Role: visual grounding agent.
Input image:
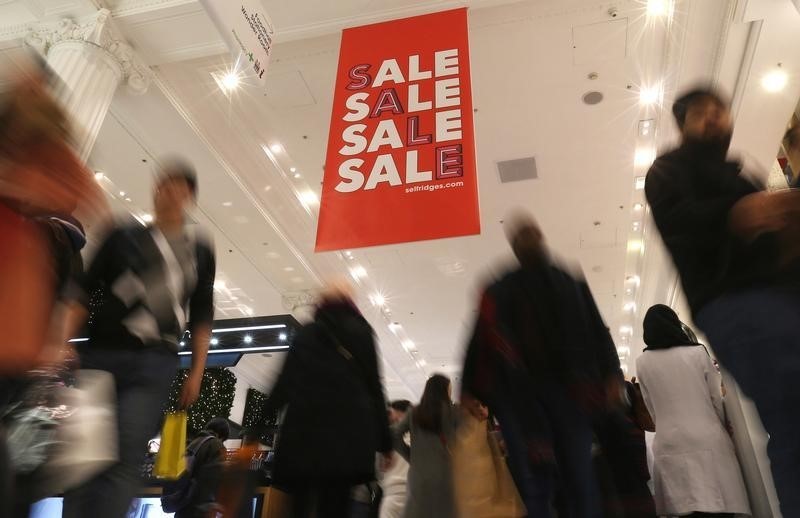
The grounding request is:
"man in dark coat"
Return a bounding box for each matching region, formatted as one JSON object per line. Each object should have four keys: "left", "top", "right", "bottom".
{"left": 462, "top": 213, "right": 623, "bottom": 518}
{"left": 264, "top": 283, "right": 392, "bottom": 518}
{"left": 645, "top": 87, "right": 800, "bottom": 515}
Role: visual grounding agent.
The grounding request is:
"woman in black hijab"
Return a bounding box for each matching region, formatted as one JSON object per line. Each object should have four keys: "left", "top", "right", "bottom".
{"left": 635, "top": 305, "right": 749, "bottom": 518}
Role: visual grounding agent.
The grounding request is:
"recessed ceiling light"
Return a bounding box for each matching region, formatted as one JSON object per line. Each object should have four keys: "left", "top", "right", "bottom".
{"left": 638, "top": 119, "right": 655, "bottom": 137}
{"left": 244, "top": 335, "right": 253, "bottom": 344}
{"left": 210, "top": 337, "right": 219, "bottom": 346}
{"left": 264, "top": 185, "right": 272, "bottom": 192}
{"left": 221, "top": 71, "right": 240, "bottom": 92}
{"left": 119, "top": 191, "right": 126, "bottom": 197}
{"left": 388, "top": 322, "right": 402, "bottom": 332}
{"left": 634, "top": 176, "right": 646, "bottom": 190}
{"left": 179, "top": 341, "right": 185, "bottom": 347}
{"left": 639, "top": 84, "right": 662, "bottom": 105}
{"left": 634, "top": 147, "right": 656, "bottom": 168}
{"left": 94, "top": 172, "right": 104, "bottom": 181}
{"left": 619, "top": 325, "right": 633, "bottom": 335}
{"left": 623, "top": 302, "right": 637, "bottom": 312}
{"left": 628, "top": 240, "right": 645, "bottom": 254}
{"left": 762, "top": 68, "right": 788, "bottom": 93}
{"left": 372, "top": 293, "right": 387, "bottom": 307}
{"left": 647, "top": 0, "right": 671, "bottom": 16}
{"left": 214, "top": 280, "right": 226, "bottom": 290}
{"left": 294, "top": 173, "right": 302, "bottom": 179}
{"left": 278, "top": 333, "right": 287, "bottom": 341}
{"left": 625, "top": 275, "right": 641, "bottom": 285}
{"left": 633, "top": 203, "right": 644, "bottom": 211}
{"left": 125, "top": 197, "right": 132, "bottom": 202}
{"left": 290, "top": 167, "right": 297, "bottom": 173}
{"left": 300, "top": 190, "right": 318, "bottom": 205}
{"left": 142, "top": 213, "right": 154, "bottom": 223}
{"left": 283, "top": 266, "right": 295, "bottom": 272}
{"left": 617, "top": 346, "right": 631, "bottom": 357}
{"left": 222, "top": 201, "right": 233, "bottom": 207}
{"left": 350, "top": 266, "right": 367, "bottom": 280}
{"left": 270, "top": 143, "right": 283, "bottom": 153}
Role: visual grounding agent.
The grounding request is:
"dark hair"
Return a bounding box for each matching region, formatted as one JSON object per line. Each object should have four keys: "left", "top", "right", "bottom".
{"left": 389, "top": 400, "right": 412, "bottom": 413}
{"left": 157, "top": 157, "right": 198, "bottom": 198}
{"left": 205, "top": 417, "right": 230, "bottom": 442}
{"left": 413, "top": 374, "right": 451, "bottom": 434}
{"left": 672, "top": 87, "right": 728, "bottom": 129}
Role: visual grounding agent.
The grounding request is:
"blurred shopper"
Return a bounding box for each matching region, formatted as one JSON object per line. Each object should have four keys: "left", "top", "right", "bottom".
{"left": 646, "top": 87, "right": 800, "bottom": 514}
{"left": 635, "top": 305, "right": 749, "bottom": 517}
{"left": 462, "top": 213, "right": 622, "bottom": 518}
{"left": 0, "top": 57, "right": 105, "bottom": 516}
{"left": 174, "top": 418, "right": 230, "bottom": 518}
{"left": 452, "top": 395, "right": 525, "bottom": 518}
{"left": 380, "top": 400, "right": 411, "bottom": 518}
{"left": 61, "top": 160, "right": 216, "bottom": 518}
{"left": 392, "top": 374, "right": 458, "bottom": 518}
{"left": 264, "top": 281, "right": 392, "bottom": 518}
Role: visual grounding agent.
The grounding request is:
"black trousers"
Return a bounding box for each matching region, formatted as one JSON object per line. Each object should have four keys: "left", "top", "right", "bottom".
{"left": 291, "top": 482, "right": 351, "bottom": 518}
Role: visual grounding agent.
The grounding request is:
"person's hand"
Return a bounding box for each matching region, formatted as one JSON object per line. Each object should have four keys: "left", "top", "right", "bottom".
{"left": 729, "top": 192, "right": 794, "bottom": 241}
{"left": 179, "top": 371, "right": 203, "bottom": 409}
{"left": 380, "top": 452, "right": 395, "bottom": 472}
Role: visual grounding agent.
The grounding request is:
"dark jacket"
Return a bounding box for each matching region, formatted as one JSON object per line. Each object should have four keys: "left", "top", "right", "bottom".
{"left": 265, "top": 301, "right": 391, "bottom": 487}
{"left": 645, "top": 142, "right": 779, "bottom": 314}
{"left": 175, "top": 432, "right": 226, "bottom": 518}
{"left": 462, "top": 262, "right": 621, "bottom": 417}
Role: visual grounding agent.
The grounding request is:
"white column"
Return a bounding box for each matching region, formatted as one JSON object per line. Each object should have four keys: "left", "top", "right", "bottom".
{"left": 25, "top": 9, "right": 151, "bottom": 160}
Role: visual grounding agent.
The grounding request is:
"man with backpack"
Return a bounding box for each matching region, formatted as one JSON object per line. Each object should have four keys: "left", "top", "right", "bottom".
{"left": 171, "top": 418, "right": 230, "bottom": 518}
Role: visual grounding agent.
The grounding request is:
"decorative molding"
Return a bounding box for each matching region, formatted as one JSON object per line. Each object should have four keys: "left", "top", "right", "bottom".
{"left": 281, "top": 291, "right": 317, "bottom": 312}
{"left": 24, "top": 8, "right": 152, "bottom": 94}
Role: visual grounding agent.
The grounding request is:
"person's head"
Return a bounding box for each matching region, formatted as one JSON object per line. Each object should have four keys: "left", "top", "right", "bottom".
{"left": 205, "top": 417, "right": 230, "bottom": 442}
{"left": 504, "top": 211, "right": 546, "bottom": 267}
{"left": 388, "top": 399, "right": 412, "bottom": 425}
{"left": 153, "top": 158, "right": 198, "bottom": 224}
{"left": 414, "top": 374, "right": 452, "bottom": 434}
{"left": 642, "top": 304, "right": 696, "bottom": 349}
{"left": 672, "top": 87, "right": 732, "bottom": 147}
{"left": 318, "top": 277, "right": 355, "bottom": 305}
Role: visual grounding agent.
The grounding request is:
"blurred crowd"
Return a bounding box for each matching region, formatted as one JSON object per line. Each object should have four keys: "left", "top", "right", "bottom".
{"left": 2, "top": 52, "right": 800, "bottom": 518}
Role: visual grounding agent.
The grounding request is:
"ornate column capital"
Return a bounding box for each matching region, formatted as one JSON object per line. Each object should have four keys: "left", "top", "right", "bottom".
{"left": 24, "top": 8, "right": 151, "bottom": 94}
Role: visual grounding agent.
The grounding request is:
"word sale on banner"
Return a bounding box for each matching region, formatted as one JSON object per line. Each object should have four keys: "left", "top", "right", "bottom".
{"left": 316, "top": 8, "right": 480, "bottom": 252}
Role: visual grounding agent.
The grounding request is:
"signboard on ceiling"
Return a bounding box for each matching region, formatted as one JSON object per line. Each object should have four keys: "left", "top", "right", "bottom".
{"left": 200, "top": 0, "right": 275, "bottom": 81}
{"left": 315, "top": 8, "right": 480, "bottom": 252}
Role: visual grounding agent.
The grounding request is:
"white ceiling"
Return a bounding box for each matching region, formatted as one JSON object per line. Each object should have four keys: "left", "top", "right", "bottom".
{"left": 1, "top": 0, "right": 799, "bottom": 399}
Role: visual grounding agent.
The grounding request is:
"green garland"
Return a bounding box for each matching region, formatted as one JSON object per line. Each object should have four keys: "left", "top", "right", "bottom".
{"left": 164, "top": 368, "right": 237, "bottom": 436}
{"left": 242, "top": 388, "right": 279, "bottom": 446}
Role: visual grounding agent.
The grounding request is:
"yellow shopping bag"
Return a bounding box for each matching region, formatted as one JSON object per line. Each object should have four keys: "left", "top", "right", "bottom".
{"left": 153, "top": 411, "right": 188, "bottom": 479}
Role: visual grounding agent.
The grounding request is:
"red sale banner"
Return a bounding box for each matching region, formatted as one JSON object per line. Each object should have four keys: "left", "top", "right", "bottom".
{"left": 315, "top": 8, "right": 480, "bottom": 252}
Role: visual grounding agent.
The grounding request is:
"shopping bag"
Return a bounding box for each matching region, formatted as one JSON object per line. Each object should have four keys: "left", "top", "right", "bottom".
{"left": 34, "top": 369, "right": 118, "bottom": 497}
{"left": 154, "top": 411, "right": 188, "bottom": 479}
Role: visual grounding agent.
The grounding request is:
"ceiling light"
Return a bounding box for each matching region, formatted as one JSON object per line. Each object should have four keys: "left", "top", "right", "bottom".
{"left": 371, "top": 293, "right": 386, "bottom": 307}
{"left": 244, "top": 335, "right": 253, "bottom": 344}
{"left": 214, "top": 280, "right": 226, "bottom": 291}
{"left": 639, "top": 84, "right": 662, "bottom": 105}
{"left": 402, "top": 340, "right": 414, "bottom": 352}
{"left": 300, "top": 190, "right": 319, "bottom": 205}
{"left": 141, "top": 213, "right": 154, "bottom": 223}
{"left": 635, "top": 176, "right": 646, "bottom": 190}
{"left": 638, "top": 119, "right": 655, "bottom": 137}
{"left": 270, "top": 143, "right": 283, "bottom": 153}
{"left": 388, "top": 322, "right": 402, "bottom": 333}
{"left": 283, "top": 266, "right": 295, "bottom": 272}
{"left": 625, "top": 275, "right": 641, "bottom": 285}
{"left": 278, "top": 333, "right": 287, "bottom": 341}
{"left": 628, "top": 240, "right": 644, "bottom": 253}
{"left": 125, "top": 197, "right": 132, "bottom": 202}
{"left": 350, "top": 266, "right": 368, "bottom": 280}
{"left": 94, "top": 172, "right": 105, "bottom": 181}
{"left": 290, "top": 167, "right": 297, "bottom": 173}
{"left": 617, "top": 346, "right": 631, "bottom": 357}
{"left": 623, "top": 302, "right": 637, "bottom": 312}
{"left": 762, "top": 68, "right": 788, "bottom": 93}
{"left": 221, "top": 71, "right": 240, "bottom": 92}
{"left": 179, "top": 341, "right": 185, "bottom": 347}
{"left": 647, "top": 0, "right": 670, "bottom": 16}
{"left": 634, "top": 147, "right": 656, "bottom": 168}
{"left": 264, "top": 185, "right": 272, "bottom": 192}
{"left": 222, "top": 201, "right": 233, "bottom": 207}
{"left": 210, "top": 337, "right": 219, "bottom": 346}
{"left": 620, "top": 325, "right": 633, "bottom": 335}
{"left": 119, "top": 191, "right": 126, "bottom": 197}
{"left": 294, "top": 173, "right": 302, "bottom": 179}
{"left": 633, "top": 221, "right": 642, "bottom": 231}
{"left": 633, "top": 203, "right": 644, "bottom": 211}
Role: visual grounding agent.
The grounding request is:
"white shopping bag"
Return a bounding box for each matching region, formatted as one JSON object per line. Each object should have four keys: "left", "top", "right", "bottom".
{"left": 36, "top": 369, "right": 118, "bottom": 495}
